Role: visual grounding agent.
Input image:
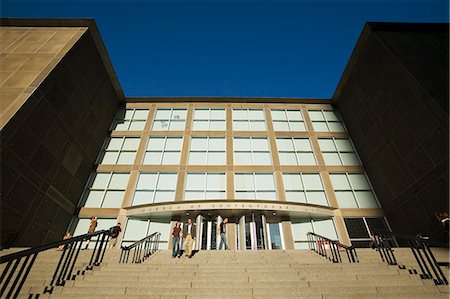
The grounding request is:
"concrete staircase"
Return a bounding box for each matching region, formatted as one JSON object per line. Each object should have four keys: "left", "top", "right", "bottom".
{"left": 2, "top": 247, "right": 449, "bottom": 298}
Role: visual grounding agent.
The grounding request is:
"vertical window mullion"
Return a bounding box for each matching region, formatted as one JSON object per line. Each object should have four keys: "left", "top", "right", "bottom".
{"left": 206, "top": 137, "right": 210, "bottom": 165}
{"left": 252, "top": 173, "right": 257, "bottom": 198}
{"left": 333, "top": 138, "right": 344, "bottom": 165}
{"left": 203, "top": 173, "right": 208, "bottom": 199}
{"left": 300, "top": 173, "right": 308, "bottom": 204}
{"left": 99, "top": 172, "right": 113, "bottom": 207}
{"left": 153, "top": 172, "right": 161, "bottom": 204}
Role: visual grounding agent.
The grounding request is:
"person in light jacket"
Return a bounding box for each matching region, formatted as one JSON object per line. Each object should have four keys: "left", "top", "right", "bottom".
{"left": 183, "top": 218, "right": 196, "bottom": 258}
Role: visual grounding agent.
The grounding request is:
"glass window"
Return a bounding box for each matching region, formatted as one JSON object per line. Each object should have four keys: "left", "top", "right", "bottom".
{"left": 312, "top": 219, "right": 338, "bottom": 239}
{"left": 344, "top": 217, "right": 390, "bottom": 248}
{"left": 291, "top": 218, "right": 338, "bottom": 247}
{"left": 143, "top": 137, "right": 183, "bottom": 165}
{"left": 185, "top": 173, "right": 226, "bottom": 200}
{"left": 282, "top": 173, "right": 329, "bottom": 206}
{"left": 276, "top": 138, "right": 316, "bottom": 165}
{"left": 152, "top": 108, "right": 187, "bottom": 131}
{"left": 111, "top": 109, "right": 148, "bottom": 131}
{"left": 121, "top": 219, "right": 171, "bottom": 250}
{"left": 308, "top": 110, "right": 345, "bottom": 132}
{"left": 319, "top": 138, "right": 360, "bottom": 166}
{"left": 73, "top": 218, "right": 117, "bottom": 247}
{"left": 193, "top": 108, "right": 226, "bottom": 130}
{"left": 234, "top": 137, "right": 271, "bottom": 165}
{"left": 235, "top": 173, "right": 276, "bottom": 200}
{"left": 232, "top": 109, "right": 266, "bottom": 131}
{"left": 84, "top": 172, "right": 130, "bottom": 208}
{"left": 132, "top": 173, "right": 177, "bottom": 206}
{"left": 189, "top": 137, "right": 226, "bottom": 165}
{"left": 330, "top": 173, "right": 379, "bottom": 209}
{"left": 123, "top": 218, "right": 148, "bottom": 242}
{"left": 271, "top": 109, "right": 306, "bottom": 131}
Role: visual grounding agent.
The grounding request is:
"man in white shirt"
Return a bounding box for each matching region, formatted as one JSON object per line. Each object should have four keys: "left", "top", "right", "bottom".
{"left": 182, "top": 218, "right": 196, "bottom": 258}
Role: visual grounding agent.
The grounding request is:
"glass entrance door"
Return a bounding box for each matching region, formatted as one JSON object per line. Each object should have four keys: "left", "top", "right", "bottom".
{"left": 240, "top": 214, "right": 276, "bottom": 250}
{"left": 237, "top": 214, "right": 284, "bottom": 250}
{"left": 198, "top": 215, "right": 219, "bottom": 250}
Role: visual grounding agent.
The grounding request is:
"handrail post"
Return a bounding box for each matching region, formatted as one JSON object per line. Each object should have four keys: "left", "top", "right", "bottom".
{"left": 423, "top": 241, "right": 448, "bottom": 285}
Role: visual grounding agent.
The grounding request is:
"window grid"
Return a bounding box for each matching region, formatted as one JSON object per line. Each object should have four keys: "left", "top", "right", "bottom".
{"left": 133, "top": 172, "right": 178, "bottom": 206}
{"left": 185, "top": 172, "right": 226, "bottom": 200}
{"left": 271, "top": 109, "right": 306, "bottom": 131}
{"left": 189, "top": 137, "right": 226, "bottom": 165}
{"left": 308, "top": 110, "right": 345, "bottom": 132}
{"left": 152, "top": 108, "right": 187, "bottom": 131}
{"left": 193, "top": 108, "right": 226, "bottom": 130}
{"left": 111, "top": 109, "right": 149, "bottom": 131}
{"left": 234, "top": 137, "right": 271, "bottom": 165}
{"left": 282, "top": 173, "right": 329, "bottom": 206}
{"left": 84, "top": 172, "right": 130, "bottom": 208}
{"left": 276, "top": 138, "right": 316, "bottom": 165}
{"left": 235, "top": 173, "right": 277, "bottom": 200}
{"left": 98, "top": 137, "right": 140, "bottom": 165}
{"left": 330, "top": 173, "right": 380, "bottom": 209}
{"left": 232, "top": 109, "right": 266, "bottom": 131}
{"left": 144, "top": 136, "right": 183, "bottom": 165}
{"left": 318, "top": 138, "right": 360, "bottom": 166}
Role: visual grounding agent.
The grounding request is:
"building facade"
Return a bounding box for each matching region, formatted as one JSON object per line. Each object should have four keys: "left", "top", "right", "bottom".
{"left": 0, "top": 19, "right": 447, "bottom": 249}
{"left": 71, "top": 98, "right": 389, "bottom": 250}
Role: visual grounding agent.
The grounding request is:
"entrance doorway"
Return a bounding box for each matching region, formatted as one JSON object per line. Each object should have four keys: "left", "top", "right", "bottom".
{"left": 238, "top": 213, "right": 284, "bottom": 250}
{"left": 196, "top": 215, "right": 220, "bottom": 250}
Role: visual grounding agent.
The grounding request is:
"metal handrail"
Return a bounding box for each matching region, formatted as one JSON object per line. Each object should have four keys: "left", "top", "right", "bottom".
{"left": 372, "top": 231, "right": 448, "bottom": 286}
{"left": 119, "top": 232, "right": 161, "bottom": 263}
{"left": 0, "top": 229, "right": 110, "bottom": 298}
{"left": 307, "top": 232, "right": 359, "bottom": 263}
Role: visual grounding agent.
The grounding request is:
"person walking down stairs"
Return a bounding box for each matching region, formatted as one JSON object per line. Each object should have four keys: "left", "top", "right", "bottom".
{"left": 171, "top": 222, "right": 182, "bottom": 258}
{"left": 83, "top": 216, "right": 98, "bottom": 250}
{"left": 183, "top": 218, "right": 196, "bottom": 258}
{"left": 108, "top": 223, "right": 122, "bottom": 249}
{"left": 218, "top": 218, "right": 229, "bottom": 250}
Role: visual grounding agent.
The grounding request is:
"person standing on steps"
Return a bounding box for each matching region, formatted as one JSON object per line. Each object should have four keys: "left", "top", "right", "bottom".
{"left": 183, "top": 218, "right": 196, "bottom": 258}
{"left": 83, "top": 216, "right": 97, "bottom": 250}
{"left": 108, "top": 223, "right": 122, "bottom": 249}
{"left": 171, "top": 222, "right": 182, "bottom": 258}
{"left": 218, "top": 217, "right": 229, "bottom": 250}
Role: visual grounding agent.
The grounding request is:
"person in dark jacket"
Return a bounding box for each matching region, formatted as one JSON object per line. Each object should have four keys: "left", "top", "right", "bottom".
{"left": 218, "top": 218, "right": 229, "bottom": 250}
{"left": 108, "top": 223, "right": 122, "bottom": 249}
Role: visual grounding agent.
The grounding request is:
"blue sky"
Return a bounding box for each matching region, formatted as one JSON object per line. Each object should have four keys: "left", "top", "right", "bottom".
{"left": 2, "top": 1, "right": 448, "bottom": 98}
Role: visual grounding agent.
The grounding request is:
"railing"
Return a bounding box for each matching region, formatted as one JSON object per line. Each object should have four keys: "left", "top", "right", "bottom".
{"left": 372, "top": 231, "right": 448, "bottom": 286}
{"left": 307, "top": 232, "right": 359, "bottom": 263}
{"left": 0, "top": 230, "right": 110, "bottom": 298}
{"left": 0, "top": 231, "right": 20, "bottom": 251}
{"left": 119, "top": 232, "right": 161, "bottom": 263}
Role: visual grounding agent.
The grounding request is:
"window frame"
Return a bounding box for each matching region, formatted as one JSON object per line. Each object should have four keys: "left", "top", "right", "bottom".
{"left": 110, "top": 109, "right": 149, "bottom": 131}
{"left": 270, "top": 109, "right": 306, "bottom": 132}
{"left": 233, "top": 137, "right": 271, "bottom": 165}
{"left": 185, "top": 172, "right": 226, "bottom": 200}
{"left": 319, "top": 137, "right": 360, "bottom": 166}
{"left": 276, "top": 137, "right": 316, "bottom": 165}
{"left": 192, "top": 108, "right": 226, "bottom": 131}
{"left": 152, "top": 108, "right": 187, "bottom": 131}
{"left": 144, "top": 136, "right": 183, "bottom": 165}
{"left": 308, "top": 110, "right": 345, "bottom": 132}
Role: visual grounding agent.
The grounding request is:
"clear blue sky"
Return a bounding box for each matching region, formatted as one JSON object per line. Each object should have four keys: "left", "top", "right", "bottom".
{"left": 2, "top": 1, "right": 448, "bottom": 98}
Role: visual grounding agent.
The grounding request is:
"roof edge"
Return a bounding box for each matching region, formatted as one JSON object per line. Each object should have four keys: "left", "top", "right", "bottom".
{"left": 332, "top": 21, "right": 449, "bottom": 105}
{"left": 0, "top": 18, "right": 125, "bottom": 102}
{"left": 126, "top": 96, "right": 332, "bottom": 104}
